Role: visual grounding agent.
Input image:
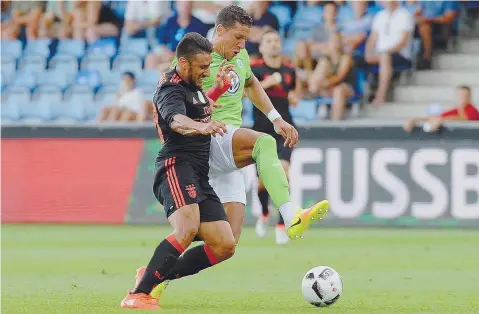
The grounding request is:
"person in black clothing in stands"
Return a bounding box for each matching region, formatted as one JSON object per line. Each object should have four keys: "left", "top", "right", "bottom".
{"left": 250, "top": 30, "right": 301, "bottom": 245}
{"left": 120, "top": 32, "right": 236, "bottom": 310}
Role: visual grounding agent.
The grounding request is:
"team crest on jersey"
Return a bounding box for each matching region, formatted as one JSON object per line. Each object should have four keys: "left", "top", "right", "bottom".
{"left": 228, "top": 71, "right": 240, "bottom": 94}
{"left": 185, "top": 184, "right": 197, "bottom": 199}
{"left": 236, "top": 59, "right": 244, "bottom": 68}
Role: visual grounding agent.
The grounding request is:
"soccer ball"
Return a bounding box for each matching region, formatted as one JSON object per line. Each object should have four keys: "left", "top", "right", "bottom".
{"left": 301, "top": 266, "right": 343, "bottom": 307}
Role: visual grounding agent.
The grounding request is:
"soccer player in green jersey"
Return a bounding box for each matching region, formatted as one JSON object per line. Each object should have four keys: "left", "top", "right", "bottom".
{"left": 133, "top": 5, "right": 329, "bottom": 303}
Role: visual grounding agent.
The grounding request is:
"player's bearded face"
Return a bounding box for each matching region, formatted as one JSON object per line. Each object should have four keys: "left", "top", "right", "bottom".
{"left": 217, "top": 23, "right": 250, "bottom": 60}
{"left": 187, "top": 53, "right": 212, "bottom": 88}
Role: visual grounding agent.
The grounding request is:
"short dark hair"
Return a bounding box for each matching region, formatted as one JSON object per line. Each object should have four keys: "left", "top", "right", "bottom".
{"left": 176, "top": 32, "right": 213, "bottom": 61}
{"left": 260, "top": 29, "right": 280, "bottom": 43}
{"left": 122, "top": 71, "right": 135, "bottom": 81}
{"left": 458, "top": 85, "right": 471, "bottom": 93}
{"left": 216, "top": 4, "right": 253, "bottom": 29}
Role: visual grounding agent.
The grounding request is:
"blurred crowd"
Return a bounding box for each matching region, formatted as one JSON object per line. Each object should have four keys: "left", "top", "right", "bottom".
{"left": 1, "top": 0, "right": 478, "bottom": 125}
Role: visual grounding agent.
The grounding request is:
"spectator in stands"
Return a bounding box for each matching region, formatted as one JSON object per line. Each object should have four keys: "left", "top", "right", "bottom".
{"left": 98, "top": 72, "right": 150, "bottom": 122}
{"left": 415, "top": 1, "right": 459, "bottom": 70}
{"left": 145, "top": 1, "right": 208, "bottom": 71}
{"left": 124, "top": 0, "right": 171, "bottom": 38}
{"left": 11, "top": 1, "right": 46, "bottom": 39}
{"left": 309, "top": 32, "right": 355, "bottom": 120}
{"left": 72, "top": 1, "right": 123, "bottom": 44}
{"left": 38, "top": 0, "right": 74, "bottom": 39}
{"left": 404, "top": 86, "right": 479, "bottom": 132}
{"left": 193, "top": 1, "right": 232, "bottom": 30}
{"left": 365, "top": 0, "right": 414, "bottom": 106}
{"left": 246, "top": 1, "right": 279, "bottom": 58}
{"left": 293, "top": 1, "right": 338, "bottom": 84}
{"left": 340, "top": 1, "right": 373, "bottom": 56}
{"left": 1, "top": 0, "right": 19, "bottom": 40}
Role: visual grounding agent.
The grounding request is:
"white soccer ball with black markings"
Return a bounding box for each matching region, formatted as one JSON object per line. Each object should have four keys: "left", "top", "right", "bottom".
{"left": 301, "top": 266, "right": 343, "bottom": 307}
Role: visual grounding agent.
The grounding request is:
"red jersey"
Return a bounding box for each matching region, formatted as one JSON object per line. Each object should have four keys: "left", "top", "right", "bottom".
{"left": 440, "top": 103, "right": 479, "bottom": 121}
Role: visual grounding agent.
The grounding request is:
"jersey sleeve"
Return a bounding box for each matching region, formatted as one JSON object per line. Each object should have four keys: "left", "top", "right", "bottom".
{"left": 153, "top": 85, "right": 187, "bottom": 126}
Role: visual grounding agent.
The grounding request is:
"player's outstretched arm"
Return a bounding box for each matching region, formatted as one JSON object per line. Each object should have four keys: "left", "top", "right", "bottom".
{"left": 171, "top": 115, "right": 227, "bottom": 136}
{"left": 244, "top": 75, "right": 299, "bottom": 148}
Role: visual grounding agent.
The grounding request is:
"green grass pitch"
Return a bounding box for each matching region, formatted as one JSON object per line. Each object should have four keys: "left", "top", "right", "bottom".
{"left": 2, "top": 225, "right": 478, "bottom": 314}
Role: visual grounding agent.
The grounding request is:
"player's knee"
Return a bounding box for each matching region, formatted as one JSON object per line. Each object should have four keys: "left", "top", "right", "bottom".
{"left": 258, "top": 134, "right": 276, "bottom": 149}
{"left": 174, "top": 224, "right": 199, "bottom": 244}
{"left": 218, "top": 240, "right": 236, "bottom": 261}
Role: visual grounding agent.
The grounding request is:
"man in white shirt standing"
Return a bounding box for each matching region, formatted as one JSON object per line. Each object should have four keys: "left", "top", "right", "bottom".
{"left": 365, "top": 1, "right": 414, "bottom": 106}
{"left": 124, "top": 0, "right": 171, "bottom": 38}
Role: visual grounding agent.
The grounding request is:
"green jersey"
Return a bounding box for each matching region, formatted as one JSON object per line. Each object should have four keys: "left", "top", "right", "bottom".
{"left": 171, "top": 49, "right": 252, "bottom": 127}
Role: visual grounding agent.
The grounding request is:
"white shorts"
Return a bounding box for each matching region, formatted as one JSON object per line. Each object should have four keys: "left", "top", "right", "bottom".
{"left": 209, "top": 125, "right": 249, "bottom": 205}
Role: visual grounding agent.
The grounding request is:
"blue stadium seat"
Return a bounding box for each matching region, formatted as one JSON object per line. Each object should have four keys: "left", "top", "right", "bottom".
{"left": 87, "top": 38, "right": 117, "bottom": 58}
{"left": 101, "top": 70, "right": 122, "bottom": 87}
{"left": 10, "top": 71, "right": 37, "bottom": 89}
{"left": 55, "top": 97, "right": 88, "bottom": 121}
{"left": 32, "top": 85, "right": 63, "bottom": 104}
{"left": 19, "top": 55, "right": 47, "bottom": 73}
{"left": 76, "top": 70, "right": 102, "bottom": 91}
{"left": 49, "top": 54, "right": 79, "bottom": 76}
{"left": 113, "top": 54, "right": 143, "bottom": 75}
{"left": 1, "top": 40, "right": 23, "bottom": 59}
{"left": 1, "top": 55, "right": 16, "bottom": 81}
{"left": 290, "top": 99, "right": 317, "bottom": 122}
{"left": 36, "top": 70, "right": 73, "bottom": 90}
{"left": 138, "top": 70, "right": 160, "bottom": 86}
{"left": 24, "top": 39, "right": 52, "bottom": 58}
{"left": 1, "top": 98, "right": 21, "bottom": 121}
{"left": 242, "top": 98, "right": 254, "bottom": 120}
{"left": 119, "top": 38, "right": 149, "bottom": 58}
{"left": 96, "top": 85, "right": 117, "bottom": 106}
{"left": 269, "top": 4, "right": 292, "bottom": 35}
{"left": 81, "top": 54, "right": 111, "bottom": 74}
{"left": 65, "top": 85, "right": 94, "bottom": 104}
{"left": 138, "top": 84, "right": 156, "bottom": 98}
{"left": 56, "top": 39, "right": 86, "bottom": 58}
{"left": 20, "top": 99, "right": 54, "bottom": 121}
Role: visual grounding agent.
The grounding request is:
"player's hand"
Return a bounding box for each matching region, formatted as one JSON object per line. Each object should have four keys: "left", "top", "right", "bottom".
{"left": 273, "top": 118, "right": 299, "bottom": 148}
{"left": 214, "top": 59, "right": 235, "bottom": 90}
{"left": 403, "top": 119, "right": 416, "bottom": 133}
{"left": 200, "top": 120, "right": 227, "bottom": 136}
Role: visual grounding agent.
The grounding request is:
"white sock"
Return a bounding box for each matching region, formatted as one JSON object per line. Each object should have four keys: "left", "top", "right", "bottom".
{"left": 278, "top": 202, "right": 296, "bottom": 226}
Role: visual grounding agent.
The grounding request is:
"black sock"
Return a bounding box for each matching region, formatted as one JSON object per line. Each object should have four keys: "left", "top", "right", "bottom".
{"left": 277, "top": 213, "right": 285, "bottom": 226}
{"left": 134, "top": 235, "right": 184, "bottom": 294}
{"left": 258, "top": 189, "right": 270, "bottom": 217}
{"left": 166, "top": 244, "right": 218, "bottom": 280}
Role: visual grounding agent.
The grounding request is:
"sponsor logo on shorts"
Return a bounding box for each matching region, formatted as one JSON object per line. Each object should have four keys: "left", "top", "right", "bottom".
{"left": 185, "top": 184, "right": 197, "bottom": 199}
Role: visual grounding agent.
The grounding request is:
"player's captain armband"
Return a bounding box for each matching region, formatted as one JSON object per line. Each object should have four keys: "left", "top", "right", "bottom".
{"left": 267, "top": 109, "right": 282, "bottom": 122}
{"left": 206, "top": 77, "right": 232, "bottom": 101}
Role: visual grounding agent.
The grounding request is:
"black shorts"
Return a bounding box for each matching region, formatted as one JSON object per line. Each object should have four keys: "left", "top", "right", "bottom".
{"left": 275, "top": 136, "right": 293, "bottom": 162}
{"left": 390, "top": 53, "right": 412, "bottom": 68}
{"left": 153, "top": 157, "right": 227, "bottom": 222}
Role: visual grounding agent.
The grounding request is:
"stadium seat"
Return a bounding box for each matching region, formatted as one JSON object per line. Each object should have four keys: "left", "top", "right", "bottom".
{"left": 56, "top": 39, "right": 86, "bottom": 58}
{"left": 1, "top": 40, "right": 23, "bottom": 59}
{"left": 55, "top": 97, "right": 88, "bottom": 121}
{"left": 76, "top": 70, "right": 102, "bottom": 91}
{"left": 87, "top": 38, "right": 117, "bottom": 58}
{"left": 138, "top": 84, "right": 156, "bottom": 98}
{"left": 242, "top": 98, "right": 254, "bottom": 121}
{"left": 1, "top": 98, "right": 21, "bottom": 121}
{"left": 36, "top": 70, "right": 73, "bottom": 90}
{"left": 81, "top": 54, "right": 111, "bottom": 74}
{"left": 101, "top": 70, "right": 123, "bottom": 87}
{"left": 113, "top": 54, "right": 143, "bottom": 75}
{"left": 269, "top": 4, "right": 292, "bottom": 35}
{"left": 290, "top": 99, "right": 317, "bottom": 122}
{"left": 49, "top": 54, "right": 79, "bottom": 76}
{"left": 24, "top": 39, "right": 52, "bottom": 58}
{"left": 19, "top": 55, "right": 47, "bottom": 73}
{"left": 65, "top": 85, "right": 94, "bottom": 104}
{"left": 1, "top": 55, "right": 16, "bottom": 81}
{"left": 10, "top": 71, "right": 37, "bottom": 90}
{"left": 119, "top": 38, "right": 149, "bottom": 58}
{"left": 32, "top": 85, "right": 63, "bottom": 104}
{"left": 19, "top": 99, "right": 54, "bottom": 122}
{"left": 138, "top": 70, "right": 160, "bottom": 86}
